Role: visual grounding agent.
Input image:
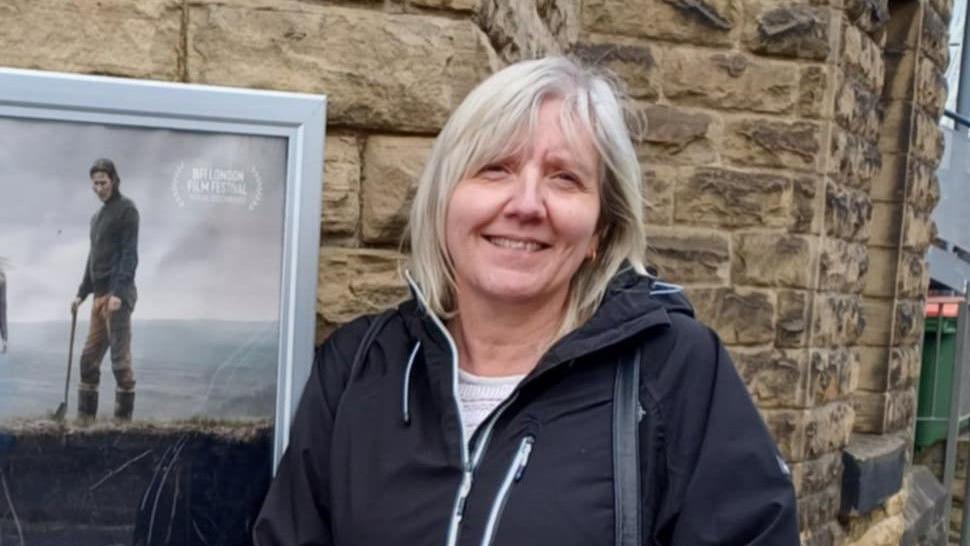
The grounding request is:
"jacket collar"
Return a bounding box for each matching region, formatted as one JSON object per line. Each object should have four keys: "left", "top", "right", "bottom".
{"left": 399, "top": 268, "right": 686, "bottom": 378}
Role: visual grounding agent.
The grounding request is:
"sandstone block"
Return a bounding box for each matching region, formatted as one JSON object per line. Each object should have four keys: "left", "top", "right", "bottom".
{"left": 477, "top": 0, "right": 577, "bottom": 62}
{"left": 798, "top": 64, "right": 832, "bottom": 119}
{"left": 732, "top": 232, "right": 815, "bottom": 288}
{"left": 643, "top": 165, "right": 677, "bottom": 225}
{"left": 317, "top": 247, "right": 408, "bottom": 327}
{"left": 819, "top": 238, "right": 869, "bottom": 292}
{"left": 743, "top": 2, "right": 833, "bottom": 60}
{"left": 799, "top": 485, "right": 842, "bottom": 530}
{"left": 883, "top": 49, "right": 917, "bottom": 102}
{"left": 929, "top": 0, "right": 952, "bottom": 24}
{"left": 644, "top": 227, "right": 729, "bottom": 283}
{"left": 409, "top": 0, "right": 477, "bottom": 10}
{"left": 888, "top": 345, "right": 920, "bottom": 390}
{"left": 844, "top": 513, "right": 904, "bottom": 546}
{"left": 793, "top": 176, "right": 823, "bottom": 234}
{"left": 857, "top": 345, "right": 890, "bottom": 392}
{"left": 360, "top": 136, "right": 434, "bottom": 244}
{"left": 764, "top": 404, "right": 854, "bottom": 462}
{"left": 852, "top": 391, "right": 889, "bottom": 433}
{"left": 867, "top": 201, "right": 901, "bottom": 248}
{"left": 852, "top": 389, "right": 916, "bottom": 434}
{"left": 913, "top": 109, "right": 945, "bottom": 164}
{"left": 322, "top": 135, "right": 361, "bottom": 238}
{"left": 894, "top": 299, "right": 924, "bottom": 345}
{"left": 572, "top": 39, "right": 660, "bottom": 100}
{"left": 841, "top": 19, "right": 885, "bottom": 90}
{"left": 661, "top": 49, "right": 798, "bottom": 113}
{"left": 862, "top": 246, "right": 895, "bottom": 298}
{"left": 777, "top": 290, "right": 810, "bottom": 347}
{"left": 825, "top": 182, "right": 872, "bottom": 242}
{"left": 801, "top": 521, "right": 845, "bottom": 546}
{"left": 917, "top": 55, "right": 948, "bottom": 117}
{"left": 921, "top": 5, "right": 948, "bottom": 68}
{"left": 0, "top": 0, "right": 181, "bottom": 79}
{"left": 809, "top": 348, "right": 858, "bottom": 405}
{"left": 834, "top": 76, "right": 881, "bottom": 139}
{"left": 638, "top": 104, "right": 719, "bottom": 166}
{"left": 581, "top": 0, "right": 740, "bottom": 46}
{"left": 686, "top": 286, "right": 774, "bottom": 344}
{"left": 888, "top": 388, "right": 916, "bottom": 432}
{"left": 187, "top": 3, "right": 496, "bottom": 132}
{"left": 860, "top": 297, "right": 893, "bottom": 347}
{"left": 845, "top": 0, "right": 891, "bottom": 34}
{"left": 829, "top": 130, "right": 881, "bottom": 191}
{"left": 731, "top": 348, "right": 809, "bottom": 408}
{"left": 896, "top": 251, "right": 929, "bottom": 299}
{"left": 869, "top": 152, "right": 905, "bottom": 203}
{"left": 722, "top": 117, "right": 822, "bottom": 172}
{"left": 902, "top": 206, "right": 935, "bottom": 253}
{"left": 812, "top": 292, "right": 865, "bottom": 347}
{"left": 907, "top": 158, "right": 941, "bottom": 213}
{"left": 789, "top": 452, "right": 843, "bottom": 497}
{"left": 879, "top": 101, "right": 914, "bottom": 155}
{"left": 674, "top": 168, "right": 794, "bottom": 228}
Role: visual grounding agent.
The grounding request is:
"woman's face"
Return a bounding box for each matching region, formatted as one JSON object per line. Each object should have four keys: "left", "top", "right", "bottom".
{"left": 445, "top": 98, "right": 601, "bottom": 310}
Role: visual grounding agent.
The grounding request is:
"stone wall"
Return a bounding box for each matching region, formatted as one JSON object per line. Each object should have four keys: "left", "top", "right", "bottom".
{"left": 0, "top": 0, "right": 952, "bottom": 544}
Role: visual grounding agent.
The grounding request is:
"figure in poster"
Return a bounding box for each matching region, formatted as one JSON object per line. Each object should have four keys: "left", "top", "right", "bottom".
{"left": 71, "top": 158, "right": 139, "bottom": 423}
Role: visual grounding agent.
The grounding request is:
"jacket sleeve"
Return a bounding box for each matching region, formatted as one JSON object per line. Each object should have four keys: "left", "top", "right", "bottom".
{"left": 110, "top": 205, "right": 138, "bottom": 299}
{"left": 77, "top": 252, "right": 93, "bottom": 301}
{"left": 654, "top": 324, "right": 799, "bottom": 545}
{"left": 253, "top": 316, "right": 369, "bottom": 546}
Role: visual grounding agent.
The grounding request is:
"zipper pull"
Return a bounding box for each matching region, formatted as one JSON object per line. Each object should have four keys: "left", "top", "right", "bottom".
{"left": 513, "top": 436, "right": 534, "bottom": 482}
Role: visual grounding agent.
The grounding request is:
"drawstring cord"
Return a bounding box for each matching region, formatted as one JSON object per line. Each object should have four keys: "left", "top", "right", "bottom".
{"left": 402, "top": 342, "right": 421, "bottom": 425}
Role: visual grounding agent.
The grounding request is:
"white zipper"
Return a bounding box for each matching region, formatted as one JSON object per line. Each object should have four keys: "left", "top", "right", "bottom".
{"left": 479, "top": 436, "right": 535, "bottom": 546}
{"left": 405, "top": 273, "right": 472, "bottom": 546}
{"left": 404, "top": 271, "right": 527, "bottom": 546}
{"left": 470, "top": 392, "right": 519, "bottom": 468}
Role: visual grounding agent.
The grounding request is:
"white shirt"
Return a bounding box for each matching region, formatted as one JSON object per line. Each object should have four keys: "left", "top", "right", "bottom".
{"left": 457, "top": 368, "right": 525, "bottom": 441}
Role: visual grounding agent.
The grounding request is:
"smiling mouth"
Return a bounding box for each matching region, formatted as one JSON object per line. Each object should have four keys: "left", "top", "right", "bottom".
{"left": 485, "top": 236, "right": 549, "bottom": 252}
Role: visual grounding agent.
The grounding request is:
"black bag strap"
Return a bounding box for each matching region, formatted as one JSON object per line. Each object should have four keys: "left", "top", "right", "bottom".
{"left": 350, "top": 309, "right": 395, "bottom": 375}
{"left": 613, "top": 347, "right": 642, "bottom": 546}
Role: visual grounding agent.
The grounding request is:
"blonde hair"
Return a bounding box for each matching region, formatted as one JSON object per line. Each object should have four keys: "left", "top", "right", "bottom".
{"left": 407, "top": 56, "right": 647, "bottom": 335}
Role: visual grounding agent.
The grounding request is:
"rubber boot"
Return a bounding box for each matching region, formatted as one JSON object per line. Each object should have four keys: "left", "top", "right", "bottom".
{"left": 114, "top": 390, "right": 135, "bottom": 422}
{"left": 77, "top": 388, "right": 98, "bottom": 426}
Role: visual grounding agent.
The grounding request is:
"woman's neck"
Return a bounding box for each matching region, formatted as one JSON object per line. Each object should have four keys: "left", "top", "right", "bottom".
{"left": 448, "top": 291, "right": 566, "bottom": 377}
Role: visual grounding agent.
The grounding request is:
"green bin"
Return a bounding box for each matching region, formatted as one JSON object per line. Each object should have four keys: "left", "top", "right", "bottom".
{"left": 915, "top": 314, "right": 962, "bottom": 451}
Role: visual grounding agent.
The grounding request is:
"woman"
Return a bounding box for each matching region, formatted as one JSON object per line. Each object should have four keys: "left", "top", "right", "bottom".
{"left": 254, "top": 57, "right": 799, "bottom": 545}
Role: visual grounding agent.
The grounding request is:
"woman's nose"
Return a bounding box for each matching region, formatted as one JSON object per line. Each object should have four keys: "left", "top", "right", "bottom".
{"left": 505, "top": 168, "right": 546, "bottom": 220}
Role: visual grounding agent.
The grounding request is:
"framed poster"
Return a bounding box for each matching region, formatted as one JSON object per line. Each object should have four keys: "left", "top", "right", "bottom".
{"left": 0, "top": 68, "right": 325, "bottom": 544}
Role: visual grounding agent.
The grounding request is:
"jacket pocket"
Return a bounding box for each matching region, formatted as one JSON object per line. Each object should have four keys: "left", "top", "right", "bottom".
{"left": 479, "top": 435, "right": 534, "bottom": 546}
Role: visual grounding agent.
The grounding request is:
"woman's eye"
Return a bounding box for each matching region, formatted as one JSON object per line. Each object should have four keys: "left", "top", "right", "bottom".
{"left": 554, "top": 172, "right": 582, "bottom": 186}
{"left": 479, "top": 164, "right": 510, "bottom": 178}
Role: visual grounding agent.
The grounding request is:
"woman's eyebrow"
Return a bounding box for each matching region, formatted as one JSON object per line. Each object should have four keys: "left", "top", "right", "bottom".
{"left": 545, "top": 151, "right": 596, "bottom": 177}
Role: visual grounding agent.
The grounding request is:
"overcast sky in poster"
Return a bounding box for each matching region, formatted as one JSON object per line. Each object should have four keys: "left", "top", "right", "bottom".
{"left": 0, "top": 117, "right": 287, "bottom": 322}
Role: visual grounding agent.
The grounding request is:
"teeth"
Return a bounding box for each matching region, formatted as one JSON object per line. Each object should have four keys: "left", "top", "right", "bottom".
{"left": 489, "top": 236, "right": 543, "bottom": 252}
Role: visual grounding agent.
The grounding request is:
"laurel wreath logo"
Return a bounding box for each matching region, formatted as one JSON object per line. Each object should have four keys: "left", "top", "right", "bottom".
{"left": 170, "top": 162, "right": 262, "bottom": 210}
{"left": 248, "top": 166, "right": 264, "bottom": 211}
{"left": 171, "top": 161, "right": 186, "bottom": 208}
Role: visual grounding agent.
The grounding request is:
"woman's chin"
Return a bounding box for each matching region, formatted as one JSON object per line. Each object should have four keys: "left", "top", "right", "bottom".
{"left": 470, "top": 282, "right": 563, "bottom": 308}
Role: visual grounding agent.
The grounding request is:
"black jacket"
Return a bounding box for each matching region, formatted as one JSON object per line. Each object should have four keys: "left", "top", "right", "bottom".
{"left": 254, "top": 272, "right": 799, "bottom": 545}
{"left": 77, "top": 190, "right": 139, "bottom": 308}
